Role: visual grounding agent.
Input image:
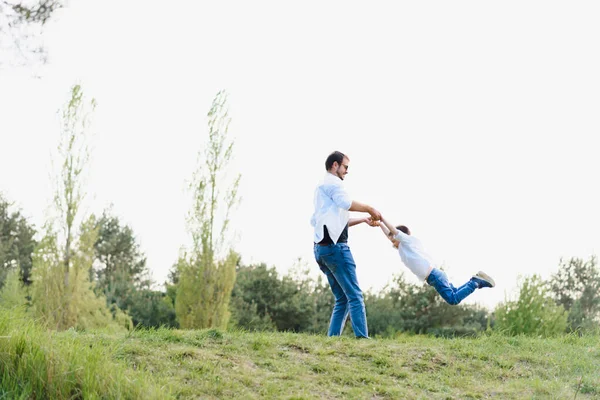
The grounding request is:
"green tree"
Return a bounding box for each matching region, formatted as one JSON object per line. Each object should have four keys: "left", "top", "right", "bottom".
{"left": 495, "top": 274, "right": 568, "bottom": 336}
{"left": 309, "top": 275, "right": 335, "bottom": 332}
{"left": 0, "top": 193, "right": 36, "bottom": 287}
{"left": 0, "top": 0, "right": 63, "bottom": 65}
{"left": 364, "top": 273, "right": 489, "bottom": 337}
{"left": 52, "top": 84, "right": 96, "bottom": 291}
{"left": 128, "top": 289, "right": 177, "bottom": 328}
{"left": 0, "top": 268, "right": 29, "bottom": 309}
{"left": 175, "top": 90, "right": 241, "bottom": 329}
{"left": 29, "top": 84, "right": 128, "bottom": 331}
{"left": 31, "top": 217, "right": 130, "bottom": 331}
{"left": 549, "top": 256, "right": 600, "bottom": 332}
{"left": 230, "top": 262, "right": 331, "bottom": 333}
{"left": 230, "top": 263, "right": 318, "bottom": 332}
{"left": 92, "top": 209, "right": 150, "bottom": 313}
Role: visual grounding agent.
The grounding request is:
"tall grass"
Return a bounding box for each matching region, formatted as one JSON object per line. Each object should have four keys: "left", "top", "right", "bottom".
{"left": 0, "top": 308, "right": 166, "bottom": 399}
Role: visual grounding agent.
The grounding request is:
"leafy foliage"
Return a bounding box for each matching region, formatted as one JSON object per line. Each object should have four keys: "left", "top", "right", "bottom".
{"left": 176, "top": 90, "right": 240, "bottom": 329}
{"left": 495, "top": 274, "right": 568, "bottom": 336}
{"left": 0, "top": 267, "right": 28, "bottom": 309}
{"left": 229, "top": 263, "right": 318, "bottom": 332}
{"left": 365, "top": 273, "right": 490, "bottom": 337}
{"left": 28, "top": 85, "right": 127, "bottom": 331}
{"left": 128, "top": 289, "right": 177, "bottom": 328}
{"left": 549, "top": 256, "right": 600, "bottom": 332}
{"left": 0, "top": 193, "right": 36, "bottom": 287}
{"left": 91, "top": 209, "right": 153, "bottom": 318}
{"left": 30, "top": 217, "right": 131, "bottom": 331}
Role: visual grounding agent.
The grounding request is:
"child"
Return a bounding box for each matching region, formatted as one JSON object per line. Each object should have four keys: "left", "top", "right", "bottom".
{"left": 377, "top": 216, "right": 495, "bottom": 305}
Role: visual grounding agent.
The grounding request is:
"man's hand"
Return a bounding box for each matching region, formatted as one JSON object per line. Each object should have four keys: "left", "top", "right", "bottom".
{"left": 368, "top": 207, "right": 382, "bottom": 221}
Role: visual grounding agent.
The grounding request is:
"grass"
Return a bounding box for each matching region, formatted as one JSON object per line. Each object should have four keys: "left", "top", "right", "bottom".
{"left": 1, "top": 311, "right": 599, "bottom": 399}
{"left": 0, "top": 309, "right": 164, "bottom": 399}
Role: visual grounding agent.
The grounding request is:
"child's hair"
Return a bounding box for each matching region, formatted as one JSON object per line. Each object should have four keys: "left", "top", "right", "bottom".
{"left": 396, "top": 225, "right": 410, "bottom": 235}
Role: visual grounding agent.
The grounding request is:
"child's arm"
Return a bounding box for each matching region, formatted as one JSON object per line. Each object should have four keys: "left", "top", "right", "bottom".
{"left": 380, "top": 216, "right": 398, "bottom": 238}
{"left": 378, "top": 221, "right": 391, "bottom": 238}
{"left": 349, "top": 217, "right": 382, "bottom": 227}
{"left": 349, "top": 217, "right": 369, "bottom": 227}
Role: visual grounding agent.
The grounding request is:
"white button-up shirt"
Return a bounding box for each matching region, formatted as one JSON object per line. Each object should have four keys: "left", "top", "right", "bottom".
{"left": 311, "top": 172, "right": 352, "bottom": 244}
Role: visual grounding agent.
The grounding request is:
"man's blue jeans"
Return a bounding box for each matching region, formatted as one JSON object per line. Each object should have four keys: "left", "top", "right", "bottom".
{"left": 426, "top": 268, "right": 478, "bottom": 305}
{"left": 314, "top": 243, "right": 368, "bottom": 338}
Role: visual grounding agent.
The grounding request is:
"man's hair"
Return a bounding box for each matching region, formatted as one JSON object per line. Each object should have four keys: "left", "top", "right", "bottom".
{"left": 325, "top": 151, "right": 347, "bottom": 170}
{"left": 396, "top": 225, "right": 410, "bottom": 235}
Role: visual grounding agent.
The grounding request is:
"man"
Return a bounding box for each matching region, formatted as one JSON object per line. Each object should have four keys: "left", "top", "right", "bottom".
{"left": 311, "top": 151, "right": 381, "bottom": 338}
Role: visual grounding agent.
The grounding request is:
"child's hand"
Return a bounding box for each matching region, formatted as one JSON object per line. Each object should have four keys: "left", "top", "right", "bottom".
{"left": 365, "top": 217, "right": 380, "bottom": 227}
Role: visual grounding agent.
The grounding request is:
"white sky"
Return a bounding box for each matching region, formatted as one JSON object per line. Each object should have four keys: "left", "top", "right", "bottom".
{"left": 1, "top": 1, "right": 599, "bottom": 309}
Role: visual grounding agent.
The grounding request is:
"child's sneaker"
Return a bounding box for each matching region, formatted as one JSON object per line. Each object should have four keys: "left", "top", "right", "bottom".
{"left": 472, "top": 271, "right": 495, "bottom": 288}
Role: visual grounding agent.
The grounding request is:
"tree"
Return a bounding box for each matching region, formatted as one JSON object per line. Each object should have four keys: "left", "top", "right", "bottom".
{"left": 89, "top": 209, "right": 178, "bottom": 328}
{"left": 0, "top": 0, "right": 63, "bottom": 66}
{"left": 0, "top": 267, "right": 29, "bottom": 309}
{"left": 364, "top": 273, "right": 489, "bottom": 337}
{"left": 31, "top": 216, "right": 130, "bottom": 331}
{"left": 29, "top": 84, "right": 128, "bottom": 331}
{"left": 92, "top": 209, "right": 150, "bottom": 313}
{"left": 549, "top": 256, "right": 600, "bottom": 332}
{"left": 0, "top": 193, "right": 36, "bottom": 287}
{"left": 176, "top": 90, "right": 241, "bottom": 329}
{"left": 128, "top": 289, "right": 177, "bottom": 328}
{"left": 55, "top": 84, "right": 95, "bottom": 302}
{"left": 229, "top": 263, "right": 327, "bottom": 333}
{"left": 495, "top": 274, "right": 568, "bottom": 336}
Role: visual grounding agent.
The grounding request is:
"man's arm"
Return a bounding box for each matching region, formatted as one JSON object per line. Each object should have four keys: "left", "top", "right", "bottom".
{"left": 326, "top": 182, "right": 381, "bottom": 221}
{"left": 349, "top": 200, "right": 382, "bottom": 221}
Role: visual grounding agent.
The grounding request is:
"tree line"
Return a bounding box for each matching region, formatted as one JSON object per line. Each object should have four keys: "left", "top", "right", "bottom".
{"left": 2, "top": 194, "right": 599, "bottom": 337}
{"left": 1, "top": 84, "right": 599, "bottom": 337}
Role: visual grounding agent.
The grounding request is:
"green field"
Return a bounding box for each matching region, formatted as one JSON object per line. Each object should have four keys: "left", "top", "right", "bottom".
{"left": 1, "top": 311, "right": 599, "bottom": 399}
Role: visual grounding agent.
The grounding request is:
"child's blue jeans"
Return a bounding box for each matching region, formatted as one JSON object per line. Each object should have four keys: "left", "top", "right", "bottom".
{"left": 426, "top": 268, "right": 478, "bottom": 305}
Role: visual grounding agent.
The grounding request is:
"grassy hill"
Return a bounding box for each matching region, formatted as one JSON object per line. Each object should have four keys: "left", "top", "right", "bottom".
{"left": 1, "top": 312, "right": 599, "bottom": 399}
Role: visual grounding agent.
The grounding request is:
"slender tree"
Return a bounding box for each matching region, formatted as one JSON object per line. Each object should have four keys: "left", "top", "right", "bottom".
{"left": 176, "top": 90, "right": 241, "bottom": 329}
{"left": 29, "top": 84, "right": 128, "bottom": 331}
{"left": 54, "top": 84, "right": 95, "bottom": 298}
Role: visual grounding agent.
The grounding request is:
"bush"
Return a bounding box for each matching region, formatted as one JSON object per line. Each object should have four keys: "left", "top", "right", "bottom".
{"left": 549, "top": 256, "right": 600, "bottom": 333}
{"left": 495, "top": 275, "right": 568, "bottom": 336}
{"left": 365, "top": 273, "right": 491, "bottom": 337}
{"left": 230, "top": 264, "right": 315, "bottom": 332}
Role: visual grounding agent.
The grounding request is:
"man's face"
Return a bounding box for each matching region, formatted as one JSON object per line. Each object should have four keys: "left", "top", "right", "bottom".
{"left": 335, "top": 157, "right": 349, "bottom": 180}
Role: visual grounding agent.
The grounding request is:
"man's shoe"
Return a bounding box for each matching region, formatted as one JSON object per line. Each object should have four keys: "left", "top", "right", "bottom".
{"left": 472, "top": 271, "right": 495, "bottom": 288}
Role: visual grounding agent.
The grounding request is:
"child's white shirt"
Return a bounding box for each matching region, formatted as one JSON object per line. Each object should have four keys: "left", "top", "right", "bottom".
{"left": 394, "top": 231, "right": 434, "bottom": 281}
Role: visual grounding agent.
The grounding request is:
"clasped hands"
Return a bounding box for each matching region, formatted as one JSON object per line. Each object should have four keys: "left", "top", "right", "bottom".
{"left": 365, "top": 209, "right": 382, "bottom": 227}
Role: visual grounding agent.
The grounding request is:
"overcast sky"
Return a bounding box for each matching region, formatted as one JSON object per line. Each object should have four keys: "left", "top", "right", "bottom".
{"left": 1, "top": 1, "right": 599, "bottom": 308}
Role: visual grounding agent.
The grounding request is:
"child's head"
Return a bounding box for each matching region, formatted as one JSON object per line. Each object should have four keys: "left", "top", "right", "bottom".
{"left": 397, "top": 225, "right": 410, "bottom": 235}
{"left": 388, "top": 225, "right": 410, "bottom": 248}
